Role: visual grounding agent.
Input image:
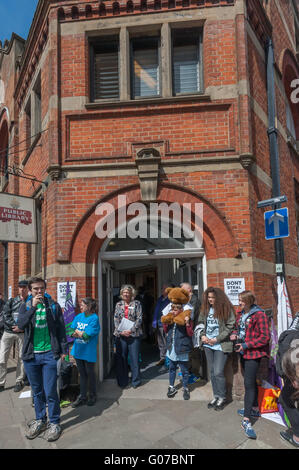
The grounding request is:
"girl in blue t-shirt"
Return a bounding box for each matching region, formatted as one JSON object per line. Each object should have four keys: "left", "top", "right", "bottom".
{"left": 70, "top": 298, "right": 100, "bottom": 407}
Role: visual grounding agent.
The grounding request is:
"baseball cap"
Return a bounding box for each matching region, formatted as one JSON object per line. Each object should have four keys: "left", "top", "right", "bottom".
{"left": 18, "top": 280, "right": 29, "bottom": 287}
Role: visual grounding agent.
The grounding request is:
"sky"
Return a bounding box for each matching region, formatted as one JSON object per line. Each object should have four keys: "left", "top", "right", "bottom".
{"left": 0, "top": 0, "right": 39, "bottom": 45}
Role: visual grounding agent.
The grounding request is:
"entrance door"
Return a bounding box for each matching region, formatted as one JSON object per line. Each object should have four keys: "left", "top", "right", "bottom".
{"left": 101, "top": 262, "right": 115, "bottom": 380}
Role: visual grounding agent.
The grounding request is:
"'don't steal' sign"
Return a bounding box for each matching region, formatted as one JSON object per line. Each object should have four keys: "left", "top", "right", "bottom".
{"left": 224, "top": 278, "right": 245, "bottom": 306}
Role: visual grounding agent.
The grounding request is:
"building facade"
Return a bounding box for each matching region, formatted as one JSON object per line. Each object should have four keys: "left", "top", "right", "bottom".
{"left": 0, "top": 0, "right": 299, "bottom": 381}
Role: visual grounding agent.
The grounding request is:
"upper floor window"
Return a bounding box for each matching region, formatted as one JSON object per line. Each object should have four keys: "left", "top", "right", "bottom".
{"left": 172, "top": 28, "right": 202, "bottom": 95}
{"left": 90, "top": 38, "right": 119, "bottom": 101}
{"left": 131, "top": 37, "right": 160, "bottom": 99}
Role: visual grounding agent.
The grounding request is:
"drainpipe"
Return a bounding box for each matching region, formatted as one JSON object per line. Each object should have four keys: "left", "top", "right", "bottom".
{"left": 265, "top": 38, "right": 285, "bottom": 274}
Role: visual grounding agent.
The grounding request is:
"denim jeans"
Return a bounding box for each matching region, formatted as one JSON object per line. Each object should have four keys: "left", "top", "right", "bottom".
{"left": 115, "top": 336, "right": 141, "bottom": 388}
{"left": 204, "top": 347, "right": 228, "bottom": 400}
{"left": 169, "top": 360, "right": 189, "bottom": 389}
{"left": 24, "top": 350, "right": 60, "bottom": 424}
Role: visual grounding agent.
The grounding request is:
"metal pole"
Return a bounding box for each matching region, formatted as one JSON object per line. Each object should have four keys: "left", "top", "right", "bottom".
{"left": 266, "top": 38, "right": 285, "bottom": 271}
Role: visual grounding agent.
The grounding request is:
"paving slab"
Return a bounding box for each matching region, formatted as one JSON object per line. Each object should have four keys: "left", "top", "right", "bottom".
{"left": 0, "top": 358, "right": 294, "bottom": 450}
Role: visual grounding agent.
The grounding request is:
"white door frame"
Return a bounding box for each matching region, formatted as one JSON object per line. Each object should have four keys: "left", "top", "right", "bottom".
{"left": 97, "top": 249, "right": 206, "bottom": 382}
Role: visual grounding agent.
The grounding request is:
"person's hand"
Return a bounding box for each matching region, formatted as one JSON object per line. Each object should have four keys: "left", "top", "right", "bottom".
{"left": 12, "top": 326, "right": 24, "bottom": 333}
{"left": 184, "top": 316, "right": 190, "bottom": 325}
{"left": 121, "top": 330, "right": 131, "bottom": 337}
{"left": 60, "top": 354, "right": 67, "bottom": 361}
{"left": 208, "top": 338, "right": 217, "bottom": 346}
{"left": 201, "top": 335, "right": 209, "bottom": 344}
{"left": 32, "top": 294, "right": 44, "bottom": 307}
{"left": 234, "top": 343, "right": 243, "bottom": 353}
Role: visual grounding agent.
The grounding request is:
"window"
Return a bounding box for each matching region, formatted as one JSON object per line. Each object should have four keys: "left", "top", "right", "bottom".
{"left": 172, "top": 29, "right": 202, "bottom": 95}
{"left": 91, "top": 38, "right": 119, "bottom": 100}
{"left": 131, "top": 37, "right": 160, "bottom": 99}
{"left": 33, "top": 73, "right": 42, "bottom": 136}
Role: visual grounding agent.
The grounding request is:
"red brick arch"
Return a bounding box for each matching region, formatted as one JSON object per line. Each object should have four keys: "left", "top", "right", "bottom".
{"left": 69, "top": 183, "right": 239, "bottom": 266}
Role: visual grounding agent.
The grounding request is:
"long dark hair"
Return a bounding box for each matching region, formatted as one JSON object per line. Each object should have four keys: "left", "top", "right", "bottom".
{"left": 282, "top": 346, "right": 299, "bottom": 401}
{"left": 201, "top": 286, "right": 235, "bottom": 322}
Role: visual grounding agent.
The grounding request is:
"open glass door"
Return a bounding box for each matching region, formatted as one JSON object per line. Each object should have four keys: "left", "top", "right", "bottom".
{"left": 101, "top": 261, "right": 115, "bottom": 379}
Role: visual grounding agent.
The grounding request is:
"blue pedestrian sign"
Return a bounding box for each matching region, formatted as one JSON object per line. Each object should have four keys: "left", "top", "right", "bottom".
{"left": 264, "top": 207, "right": 289, "bottom": 240}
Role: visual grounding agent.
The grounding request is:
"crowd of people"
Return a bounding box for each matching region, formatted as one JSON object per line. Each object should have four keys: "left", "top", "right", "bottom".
{"left": 0, "top": 278, "right": 298, "bottom": 447}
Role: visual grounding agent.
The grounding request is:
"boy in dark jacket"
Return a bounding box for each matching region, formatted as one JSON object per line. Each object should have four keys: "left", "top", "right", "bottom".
{"left": 17, "top": 277, "right": 68, "bottom": 442}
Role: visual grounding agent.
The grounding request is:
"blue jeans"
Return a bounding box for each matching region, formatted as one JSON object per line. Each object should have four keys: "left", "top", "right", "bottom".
{"left": 204, "top": 347, "right": 228, "bottom": 400}
{"left": 169, "top": 360, "right": 189, "bottom": 389}
{"left": 115, "top": 336, "right": 141, "bottom": 388}
{"left": 24, "top": 351, "right": 60, "bottom": 425}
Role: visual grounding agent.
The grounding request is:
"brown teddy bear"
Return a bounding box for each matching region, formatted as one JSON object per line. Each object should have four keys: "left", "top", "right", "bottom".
{"left": 161, "top": 287, "right": 192, "bottom": 327}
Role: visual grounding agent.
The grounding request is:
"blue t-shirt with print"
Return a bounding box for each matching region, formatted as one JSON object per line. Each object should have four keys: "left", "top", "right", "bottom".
{"left": 204, "top": 307, "right": 222, "bottom": 351}
{"left": 70, "top": 313, "right": 100, "bottom": 363}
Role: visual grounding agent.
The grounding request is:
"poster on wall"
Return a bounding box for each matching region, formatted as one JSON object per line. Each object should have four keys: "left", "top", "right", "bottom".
{"left": 57, "top": 281, "right": 76, "bottom": 308}
{"left": 0, "top": 193, "right": 37, "bottom": 243}
{"left": 224, "top": 278, "right": 245, "bottom": 306}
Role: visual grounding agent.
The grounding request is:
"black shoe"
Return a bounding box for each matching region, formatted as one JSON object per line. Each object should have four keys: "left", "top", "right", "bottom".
{"left": 23, "top": 378, "right": 30, "bottom": 386}
{"left": 167, "top": 386, "right": 177, "bottom": 398}
{"left": 87, "top": 396, "right": 96, "bottom": 406}
{"left": 71, "top": 396, "right": 87, "bottom": 408}
{"left": 214, "top": 398, "right": 226, "bottom": 410}
{"left": 280, "top": 429, "right": 299, "bottom": 448}
{"left": 0, "top": 386, "right": 4, "bottom": 392}
{"left": 132, "top": 383, "right": 141, "bottom": 389}
{"left": 183, "top": 388, "right": 190, "bottom": 400}
{"left": 14, "top": 382, "right": 24, "bottom": 393}
{"left": 207, "top": 398, "right": 218, "bottom": 409}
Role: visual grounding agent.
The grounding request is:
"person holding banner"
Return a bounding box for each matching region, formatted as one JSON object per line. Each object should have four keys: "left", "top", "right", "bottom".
{"left": 230, "top": 290, "right": 270, "bottom": 440}
{"left": 70, "top": 298, "right": 100, "bottom": 407}
{"left": 114, "top": 285, "right": 143, "bottom": 389}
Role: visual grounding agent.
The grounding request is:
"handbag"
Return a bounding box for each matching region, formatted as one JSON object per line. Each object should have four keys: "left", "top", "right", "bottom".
{"left": 258, "top": 380, "right": 281, "bottom": 414}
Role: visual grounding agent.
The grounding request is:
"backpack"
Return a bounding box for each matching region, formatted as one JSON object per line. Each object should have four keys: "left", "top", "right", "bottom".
{"left": 276, "top": 329, "right": 299, "bottom": 377}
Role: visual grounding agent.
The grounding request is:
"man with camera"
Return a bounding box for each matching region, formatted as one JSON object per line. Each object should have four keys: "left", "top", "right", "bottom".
{"left": 17, "top": 277, "right": 68, "bottom": 442}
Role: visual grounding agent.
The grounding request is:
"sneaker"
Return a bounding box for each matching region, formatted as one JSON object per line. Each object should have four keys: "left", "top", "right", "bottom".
{"left": 280, "top": 429, "right": 299, "bottom": 448}
{"left": 25, "top": 419, "right": 47, "bottom": 440}
{"left": 183, "top": 388, "right": 190, "bottom": 400}
{"left": 14, "top": 382, "right": 24, "bottom": 393}
{"left": 241, "top": 419, "right": 257, "bottom": 439}
{"left": 214, "top": 398, "right": 226, "bottom": 411}
{"left": 71, "top": 395, "right": 87, "bottom": 408}
{"left": 87, "top": 396, "right": 96, "bottom": 406}
{"left": 45, "top": 423, "right": 62, "bottom": 442}
{"left": 238, "top": 408, "right": 261, "bottom": 418}
{"left": 207, "top": 397, "right": 218, "bottom": 409}
{"left": 167, "top": 386, "right": 177, "bottom": 398}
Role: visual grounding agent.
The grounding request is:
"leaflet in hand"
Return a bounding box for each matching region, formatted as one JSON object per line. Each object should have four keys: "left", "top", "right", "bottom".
{"left": 118, "top": 317, "right": 135, "bottom": 332}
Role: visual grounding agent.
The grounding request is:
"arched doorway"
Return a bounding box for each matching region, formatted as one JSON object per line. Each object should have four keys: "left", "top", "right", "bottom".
{"left": 97, "top": 216, "right": 206, "bottom": 381}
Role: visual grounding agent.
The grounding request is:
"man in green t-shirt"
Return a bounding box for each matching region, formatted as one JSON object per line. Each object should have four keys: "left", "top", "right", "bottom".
{"left": 17, "top": 277, "right": 68, "bottom": 442}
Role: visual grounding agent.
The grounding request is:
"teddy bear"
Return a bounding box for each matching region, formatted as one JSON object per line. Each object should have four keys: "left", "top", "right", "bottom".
{"left": 161, "top": 287, "right": 192, "bottom": 327}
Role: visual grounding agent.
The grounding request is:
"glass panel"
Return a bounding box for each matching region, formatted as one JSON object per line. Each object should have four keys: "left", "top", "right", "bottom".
{"left": 94, "top": 42, "right": 119, "bottom": 100}
{"left": 173, "top": 44, "right": 199, "bottom": 94}
{"left": 132, "top": 39, "right": 159, "bottom": 98}
{"left": 106, "top": 220, "right": 192, "bottom": 251}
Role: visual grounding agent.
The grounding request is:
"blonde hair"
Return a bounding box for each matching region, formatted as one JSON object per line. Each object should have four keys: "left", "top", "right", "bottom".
{"left": 120, "top": 284, "right": 137, "bottom": 300}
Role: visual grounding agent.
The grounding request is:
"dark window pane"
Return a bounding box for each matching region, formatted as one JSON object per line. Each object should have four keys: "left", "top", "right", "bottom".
{"left": 93, "top": 42, "right": 119, "bottom": 100}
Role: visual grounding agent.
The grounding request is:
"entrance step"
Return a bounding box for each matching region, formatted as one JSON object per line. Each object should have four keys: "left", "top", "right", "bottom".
{"left": 98, "top": 379, "right": 213, "bottom": 401}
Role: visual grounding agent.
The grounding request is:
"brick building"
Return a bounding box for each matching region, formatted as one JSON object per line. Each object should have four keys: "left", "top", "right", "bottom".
{"left": 0, "top": 0, "right": 298, "bottom": 382}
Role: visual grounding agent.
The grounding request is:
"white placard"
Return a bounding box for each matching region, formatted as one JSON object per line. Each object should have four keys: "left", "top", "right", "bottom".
{"left": 57, "top": 282, "right": 76, "bottom": 308}
{"left": 0, "top": 193, "right": 37, "bottom": 243}
{"left": 224, "top": 278, "right": 245, "bottom": 305}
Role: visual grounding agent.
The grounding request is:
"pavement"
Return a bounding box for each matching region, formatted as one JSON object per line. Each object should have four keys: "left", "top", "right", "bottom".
{"left": 0, "top": 358, "right": 295, "bottom": 451}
